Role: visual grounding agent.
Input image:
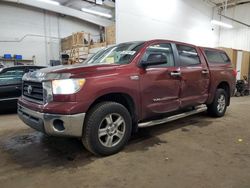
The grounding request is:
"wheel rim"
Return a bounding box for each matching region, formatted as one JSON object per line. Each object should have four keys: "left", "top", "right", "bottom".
{"left": 217, "top": 94, "right": 226, "bottom": 113}
{"left": 98, "top": 113, "right": 126, "bottom": 148}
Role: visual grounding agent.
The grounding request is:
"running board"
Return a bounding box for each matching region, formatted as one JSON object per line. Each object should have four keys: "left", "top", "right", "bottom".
{"left": 138, "top": 105, "right": 207, "bottom": 128}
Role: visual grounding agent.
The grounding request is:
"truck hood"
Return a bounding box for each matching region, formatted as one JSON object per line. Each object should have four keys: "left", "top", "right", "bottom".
{"left": 40, "top": 63, "right": 119, "bottom": 74}
{"left": 23, "top": 63, "right": 120, "bottom": 82}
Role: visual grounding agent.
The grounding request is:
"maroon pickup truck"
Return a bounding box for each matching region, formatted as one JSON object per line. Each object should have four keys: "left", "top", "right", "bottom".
{"left": 18, "top": 40, "right": 236, "bottom": 156}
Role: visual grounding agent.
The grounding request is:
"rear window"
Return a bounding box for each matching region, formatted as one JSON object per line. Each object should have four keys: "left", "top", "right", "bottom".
{"left": 205, "top": 50, "right": 230, "bottom": 64}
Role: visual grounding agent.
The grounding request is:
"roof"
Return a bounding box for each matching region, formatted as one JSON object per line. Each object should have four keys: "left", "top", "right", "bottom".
{"left": 0, "top": 65, "right": 45, "bottom": 71}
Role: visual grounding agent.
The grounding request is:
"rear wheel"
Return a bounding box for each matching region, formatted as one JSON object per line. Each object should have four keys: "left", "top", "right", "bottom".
{"left": 82, "top": 102, "right": 132, "bottom": 156}
{"left": 235, "top": 91, "right": 241, "bottom": 97}
{"left": 207, "top": 89, "right": 228, "bottom": 117}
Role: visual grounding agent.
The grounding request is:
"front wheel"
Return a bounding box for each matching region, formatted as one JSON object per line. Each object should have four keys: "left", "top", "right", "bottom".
{"left": 207, "top": 89, "right": 228, "bottom": 117}
{"left": 82, "top": 102, "right": 132, "bottom": 156}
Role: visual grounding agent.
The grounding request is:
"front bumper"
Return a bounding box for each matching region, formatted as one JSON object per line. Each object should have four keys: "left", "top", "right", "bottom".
{"left": 18, "top": 104, "right": 85, "bottom": 137}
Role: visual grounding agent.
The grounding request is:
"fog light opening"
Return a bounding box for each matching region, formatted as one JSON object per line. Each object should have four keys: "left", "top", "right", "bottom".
{"left": 53, "top": 119, "right": 65, "bottom": 131}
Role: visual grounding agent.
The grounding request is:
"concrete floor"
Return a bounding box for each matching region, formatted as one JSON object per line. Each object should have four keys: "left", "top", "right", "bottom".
{"left": 0, "top": 97, "right": 250, "bottom": 188}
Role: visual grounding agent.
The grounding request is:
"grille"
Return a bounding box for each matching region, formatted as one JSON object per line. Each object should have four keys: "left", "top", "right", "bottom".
{"left": 23, "top": 81, "right": 43, "bottom": 103}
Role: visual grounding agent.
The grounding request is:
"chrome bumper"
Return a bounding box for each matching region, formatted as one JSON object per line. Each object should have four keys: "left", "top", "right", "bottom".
{"left": 18, "top": 104, "right": 85, "bottom": 137}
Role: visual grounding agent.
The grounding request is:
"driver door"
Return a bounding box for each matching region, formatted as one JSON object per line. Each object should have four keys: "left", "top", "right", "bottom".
{"left": 139, "top": 43, "right": 181, "bottom": 119}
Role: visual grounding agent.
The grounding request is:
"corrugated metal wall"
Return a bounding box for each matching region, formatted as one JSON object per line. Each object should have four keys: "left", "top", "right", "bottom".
{"left": 219, "top": 3, "right": 250, "bottom": 51}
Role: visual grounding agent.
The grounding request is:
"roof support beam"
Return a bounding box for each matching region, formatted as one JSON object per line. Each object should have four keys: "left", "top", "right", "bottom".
{"left": 2, "top": 0, "right": 114, "bottom": 27}
{"left": 216, "top": 0, "right": 237, "bottom": 7}
{"left": 214, "top": 0, "right": 250, "bottom": 8}
{"left": 219, "top": 13, "right": 250, "bottom": 27}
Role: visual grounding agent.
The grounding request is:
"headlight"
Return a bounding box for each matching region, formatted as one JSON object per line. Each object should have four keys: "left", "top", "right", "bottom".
{"left": 52, "top": 79, "right": 86, "bottom": 95}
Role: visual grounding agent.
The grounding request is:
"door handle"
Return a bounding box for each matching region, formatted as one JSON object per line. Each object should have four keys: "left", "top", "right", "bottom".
{"left": 201, "top": 70, "right": 209, "bottom": 74}
{"left": 170, "top": 71, "right": 181, "bottom": 77}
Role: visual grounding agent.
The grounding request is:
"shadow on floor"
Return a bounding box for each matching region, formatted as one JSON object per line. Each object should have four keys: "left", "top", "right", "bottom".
{"left": 0, "top": 112, "right": 212, "bottom": 170}
{"left": 0, "top": 108, "right": 17, "bottom": 115}
{"left": 126, "top": 112, "right": 212, "bottom": 152}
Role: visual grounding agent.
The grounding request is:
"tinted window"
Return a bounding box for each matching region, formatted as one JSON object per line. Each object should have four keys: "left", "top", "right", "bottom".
{"left": 205, "top": 50, "right": 230, "bottom": 64}
{"left": 176, "top": 45, "right": 200, "bottom": 66}
{"left": 141, "top": 43, "right": 175, "bottom": 67}
{"left": 0, "top": 69, "right": 25, "bottom": 85}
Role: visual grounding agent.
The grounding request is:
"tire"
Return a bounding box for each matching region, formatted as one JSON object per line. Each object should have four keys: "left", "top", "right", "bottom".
{"left": 235, "top": 92, "right": 241, "bottom": 97}
{"left": 82, "top": 102, "right": 132, "bottom": 156}
{"left": 207, "top": 89, "right": 228, "bottom": 117}
{"left": 244, "top": 90, "right": 249, "bottom": 96}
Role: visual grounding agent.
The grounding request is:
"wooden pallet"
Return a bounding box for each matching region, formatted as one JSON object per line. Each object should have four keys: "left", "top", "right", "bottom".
{"left": 90, "top": 42, "right": 107, "bottom": 49}
{"left": 67, "top": 45, "right": 89, "bottom": 64}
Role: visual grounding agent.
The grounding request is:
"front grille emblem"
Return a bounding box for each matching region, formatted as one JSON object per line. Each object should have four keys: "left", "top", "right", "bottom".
{"left": 27, "top": 85, "right": 33, "bottom": 95}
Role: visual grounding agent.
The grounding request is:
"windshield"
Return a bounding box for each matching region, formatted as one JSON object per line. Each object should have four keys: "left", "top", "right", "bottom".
{"left": 84, "top": 42, "right": 144, "bottom": 65}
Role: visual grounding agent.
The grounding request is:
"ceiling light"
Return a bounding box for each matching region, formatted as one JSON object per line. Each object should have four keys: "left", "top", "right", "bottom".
{"left": 211, "top": 20, "right": 233, "bottom": 29}
{"left": 96, "top": 0, "right": 103, "bottom": 5}
{"left": 36, "top": 0, "right": 60, "bottom": 6}
{"left": 81, "top": 8, "right": 112, "bottom": 18}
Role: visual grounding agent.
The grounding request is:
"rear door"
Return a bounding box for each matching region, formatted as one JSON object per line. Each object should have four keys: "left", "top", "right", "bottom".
{"left": 0, "top": 68, "right": 25, "bottom": 101}
{"left": 175, "top": 44, "right": 210, "bottom": 108}
{"left": 139, "top": 42, "right": 181, "bottom": 119}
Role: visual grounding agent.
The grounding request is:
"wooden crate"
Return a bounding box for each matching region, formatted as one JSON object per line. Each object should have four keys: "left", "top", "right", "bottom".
{"left": 105, "top": 25, "right": 116, "bottom": 45}
{"left": 61, "top": 35, "right": 73, "bottom": 51}
{"left": 61, "top": 32, "right": 89, "bottom": 51}
{"left": 61, "top": 31, "right": 108, "bottom": 64}
{"left": 72, "top": 32, "right": 84, "bottom": 46}
{"left": 90, "top": 42, "right": 107, "bottom": 49}
{"left": 67, "top": 46, "right": 89, "bottom": 65}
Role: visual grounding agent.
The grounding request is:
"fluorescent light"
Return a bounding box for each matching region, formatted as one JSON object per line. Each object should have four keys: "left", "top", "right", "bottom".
{"left": 81, "top": 8, "right": 112, "bottom": 18}
{"left": 211, "top": 20, "right": 233, "bottom": 29}
{"left": 36, "top": 0, "right": 60, "bottom": 6}
{"left": 96, "top": 0, "right": 103, "bottom": 5}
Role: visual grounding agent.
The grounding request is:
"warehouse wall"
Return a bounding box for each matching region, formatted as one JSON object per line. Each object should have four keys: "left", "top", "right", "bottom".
{"left": 219, "top": 3, "right": 250, "bottom": 51}
{"left": 116, "top": 0, "right": 219, "bottom": 47}
{"left": 0, "top": 2, "right": 100, "bottom": 66}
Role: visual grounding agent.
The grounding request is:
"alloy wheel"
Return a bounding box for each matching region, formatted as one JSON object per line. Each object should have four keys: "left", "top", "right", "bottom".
{"left": 217, "top": 94, "right": 226, "bottom": 113}
{"left": 98, "top": 113, "right": 126, "bottom": 147}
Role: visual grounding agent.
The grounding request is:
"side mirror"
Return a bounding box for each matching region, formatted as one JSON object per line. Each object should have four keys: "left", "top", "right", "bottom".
{"left": 141, "top": 53, "right": 167, "bottom": 67}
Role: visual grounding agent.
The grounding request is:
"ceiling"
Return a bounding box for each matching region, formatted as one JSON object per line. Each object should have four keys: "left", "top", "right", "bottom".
{"left": 56, "top": 0, "right": 115, "bottom": 19}
{"left": 2, "top": 0, "right": 115, "bottom": 26}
